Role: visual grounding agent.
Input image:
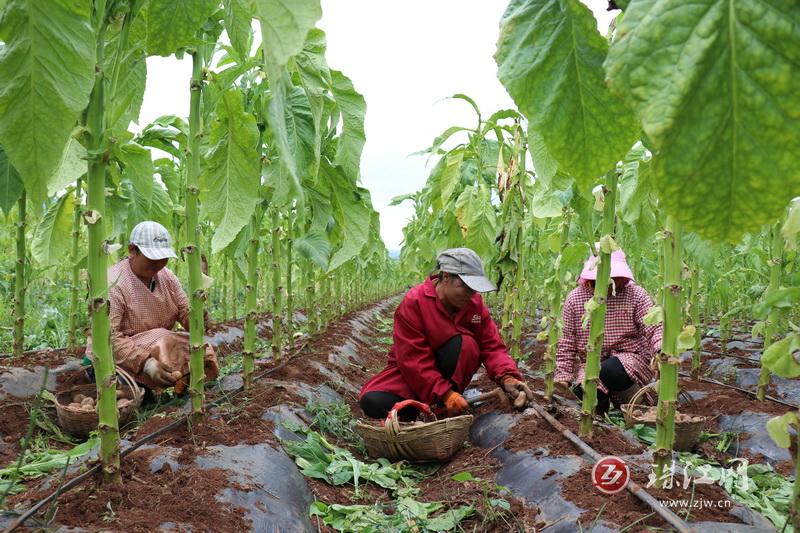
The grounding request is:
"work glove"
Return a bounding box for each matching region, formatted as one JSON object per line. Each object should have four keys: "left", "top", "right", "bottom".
{"left": 553, "top": 381, "right": 573, "bottom": 398}
{"left": 501, "top": 375, "right": 534, "bottom": 409}
{"left": 143, "top": 347, "right": 177, "bottom": 388}
{"left": 442, "top": 390, "right": 469, "bottom": 417}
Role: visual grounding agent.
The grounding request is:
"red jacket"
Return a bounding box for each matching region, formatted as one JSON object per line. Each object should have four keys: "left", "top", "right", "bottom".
{"left": 360, "top": 277, "right": 522, "bottom": 405}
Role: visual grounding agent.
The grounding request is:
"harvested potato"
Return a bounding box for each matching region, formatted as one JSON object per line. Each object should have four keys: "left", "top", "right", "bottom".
{"left": 69, "top": 402, "right": 82, "bottom": 409}
{"left": 81, "top": 397, "right": 95, "bottom": 407}
{"left": 117, "top": 399, "right": 132, "bottom": 409}
{"left": 73, "top": 393, "right": 87, "bottom": 403}
{"left": 116, "top": 389, "right": 125, "bottom": 399}
{"left": 171, "top": 371, "right": 183, "bottom": 381}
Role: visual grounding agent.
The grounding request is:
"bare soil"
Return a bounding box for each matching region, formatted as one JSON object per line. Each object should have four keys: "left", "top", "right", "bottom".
{"left": 54, "top": 448, "right": 250, "bottom": 533}
{"left": 561, "top": 467, "right": 741, "bottom": 529}
{"left": 416, "top": 445, "right": 540, "bottom": 532}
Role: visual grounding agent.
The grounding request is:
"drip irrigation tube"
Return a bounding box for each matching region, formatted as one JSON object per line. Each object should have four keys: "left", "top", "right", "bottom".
{"left": 699, "top": 349, "right": 760, "bottom": 364}
{"left": 526, "top": 400, "right": 693, "bottom": 533}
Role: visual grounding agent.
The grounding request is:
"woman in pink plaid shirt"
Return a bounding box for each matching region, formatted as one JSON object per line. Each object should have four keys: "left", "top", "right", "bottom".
{"left": 555, "top": 248, "right": 662, "bottom": 413}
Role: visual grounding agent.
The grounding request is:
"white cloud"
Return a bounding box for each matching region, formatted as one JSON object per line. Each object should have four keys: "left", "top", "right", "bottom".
{"left": 137, "top": 1, "right": 616, "bottom": 250}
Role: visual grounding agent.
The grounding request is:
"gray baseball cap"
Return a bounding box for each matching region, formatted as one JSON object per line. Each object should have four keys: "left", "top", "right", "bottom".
{"left": 436, "top": 247, "right": 497, "bottom": 292}
{"left": 130, "top": 221, "right": 178, "bottom": 260}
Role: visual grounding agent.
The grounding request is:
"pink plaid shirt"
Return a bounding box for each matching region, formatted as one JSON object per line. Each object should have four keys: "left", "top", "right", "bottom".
{"left": 555, "top": 282, "right": 662, "bottom": 393}
{"left": 87, "top": 258, "right": 215, "bottom": 388}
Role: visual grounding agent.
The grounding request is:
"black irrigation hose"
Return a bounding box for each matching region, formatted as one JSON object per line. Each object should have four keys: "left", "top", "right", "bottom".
{"left": 4, "top": 298, "right": 395, "bottom": 532}
{"left": 699, "top": 349, "right": 761, "bottom": 364}
{"left": 526, "top": 400, "right": 693, "bottom": 533}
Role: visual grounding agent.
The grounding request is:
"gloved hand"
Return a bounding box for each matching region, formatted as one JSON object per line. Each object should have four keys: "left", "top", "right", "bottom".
{"left": 442, "top": 389, "right": 469, "bottom": 417}
{"left": 501, "top": 375, "right": 534, "bottom": 409}
{"left": 553, "top": 381, "right": 573, "bottom": 398}
{"left": 143, "top": 349, "right": 177, "bottom": 388}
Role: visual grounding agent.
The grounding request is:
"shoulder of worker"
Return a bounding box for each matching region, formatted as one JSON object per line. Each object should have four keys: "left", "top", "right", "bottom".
{"left": 404, "top": 278, "right": 436, "bottom": 303}
{"left": 394, "top": 278, "right": 434, "bottom": 318}
{"left": 565, "top": 283, "right": 592, "bottom": 303}
{"left": 625, "top": 282, "right": 651, "bottom": 300}
{"left": 159, "top": 266, "right": 184, "bottom": 290}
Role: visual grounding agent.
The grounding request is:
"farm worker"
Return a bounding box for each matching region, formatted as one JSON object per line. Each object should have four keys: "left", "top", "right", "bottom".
{"left": 359, "top": 248, "right": 533, "bottom": 420}
{"left": 84, "top": 221, "right": 219, "bottom": 391}
{"left": 554, "top": 247, "right": 662, "bottom": 413}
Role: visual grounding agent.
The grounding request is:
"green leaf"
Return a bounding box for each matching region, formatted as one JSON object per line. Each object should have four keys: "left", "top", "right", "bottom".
{"left": 0, "top": 145, "right": 23, "bottom": 217}
{"left": 765, "top": 412, "right": 799, "bottom": 449}
{"left": 617, "top": 141, "right": 653, "bottom": 225}
{"left": 761, "top": 333, "right": 800, "bottom": 378}
{"left": 530, "top": 174, "right": 571, "bottom": 219}
{"left": 47, "top": 138, "right": 87, "bottom": 197}
{"left": 643, "top": 305, "right": 664, "bottom": 326}
{"left": 223, "top": 0, "right": 254, "bottom": 59}
{"left": 284, "top": 87, "right": 316, "bottom": 176}
{"left": 261, "top": 64, "right": 303, "bottom": 208}
{"left": 104, "top": 27, "right": 147, "bottom": 132}
{"left": 389, "top": 193, "right": 416, "bottom": 206}
{"left": 495, "top": 0, "right": 638, "bottom": 188}
{"left": 31, "top": 190, "right": 75, "bottom": 265}
{"left": 440, "top": 149, "right": 464, "bottom": 206}
{"left": 254, "top": 0, "right": 321, "bottom": 68}
{"left": 451, "top": 471, "right": 475, "bottom": 482}
{"left": 676, "top": 325, "right": 697, "bottom": 352}
{"left": 781, "top": 198, "right": 800, "bottom": 252}
{"left": 598, "top": 234, "right": 618, "bottom": 254}
{"left": 561, "top": 241, "right": 589, "bottom": 272}
{"left": 426, "top": 506, "right": 475, "bottom": 531}
{"left": 605, "top": 0, "right": 800, "bottom": 242}
{"left": 294, "top": 229, "right": 331, "bottom": 269}
{"left": 0, "top": 0, "right": 95, "bottom": 210}
{"left": 330, "top": 70, "right": 366, "bottom": 181}
{"left": 126, "top": 180, "right": 173, "bottom": 233}
{"left": 528, "top": 128, "right": 558, "bottom": 185}
{"left": 140, "top": 0, "right": 218, "bottom": 56}
{"left": 754, "top": 287, "right": 800, "bottom": 319}
{"left": 118, "top": 142, "right": 154, "bottom": 205}
{"left": 454, "top": 183, "right": 497, "bottom": 262}
{"left": 201, "top": 89, "right": 261, "bottom": 253}
{"left": 323, "top": 163, "right": 371, "bottom": 272}
{"left": 294, "top": 28, "right": 331, "bottom": 174}
{"left": 449, "top": 93, "right": 481, "bottom": 121}
{"left": 154, "top": 158, "right": 181, "bottom": 203}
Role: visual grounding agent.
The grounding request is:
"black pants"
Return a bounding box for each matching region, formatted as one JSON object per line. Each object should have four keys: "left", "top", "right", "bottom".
{"left": 360, "top": 335, "right": 462, "bottom": 421}
{"left": 571, "top": 356, "right": 634, "bottom": 410}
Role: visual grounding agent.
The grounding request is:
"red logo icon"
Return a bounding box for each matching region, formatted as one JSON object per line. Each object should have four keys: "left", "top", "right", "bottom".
{"left": 592, "top": 455, "right": 630, "bottom": 494}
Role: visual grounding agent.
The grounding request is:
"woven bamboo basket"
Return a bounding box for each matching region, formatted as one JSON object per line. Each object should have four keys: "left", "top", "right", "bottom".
{"left": 621, "top": 381, "right": 706, "bottom": 452}
{"left": 356, "top": 399, "right": 473, "bottom": 462}
{"left": 55, "top": 367, "right": 143, "bottom": 439}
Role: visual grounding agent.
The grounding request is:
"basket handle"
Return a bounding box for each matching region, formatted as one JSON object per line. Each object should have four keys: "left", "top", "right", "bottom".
{"left": 622, "top": 380, "right": 658, "bottom": 419}
{"left": 386, "top": 399, "right": 436, "bottom": 423}
{"left": 115, "top": 365, "right": 143, "bottom": 401}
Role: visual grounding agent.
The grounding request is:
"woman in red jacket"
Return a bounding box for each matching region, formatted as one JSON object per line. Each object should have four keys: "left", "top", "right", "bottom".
{"left": 359, "top": 248, "right": 533, "bottom": 420}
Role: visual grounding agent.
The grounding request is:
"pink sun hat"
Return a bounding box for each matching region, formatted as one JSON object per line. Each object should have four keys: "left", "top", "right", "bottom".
{"left": 579, "top": 248, "right": 635, "bottom": 281}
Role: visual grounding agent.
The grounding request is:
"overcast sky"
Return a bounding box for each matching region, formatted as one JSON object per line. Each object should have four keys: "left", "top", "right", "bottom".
{"left": 138, "top": 1, "right": 616, "bottom": 251}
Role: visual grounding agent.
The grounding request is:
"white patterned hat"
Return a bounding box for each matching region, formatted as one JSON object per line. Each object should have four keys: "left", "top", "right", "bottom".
{"left": 130, "top": 221, "right": 177, "bottom": 260}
